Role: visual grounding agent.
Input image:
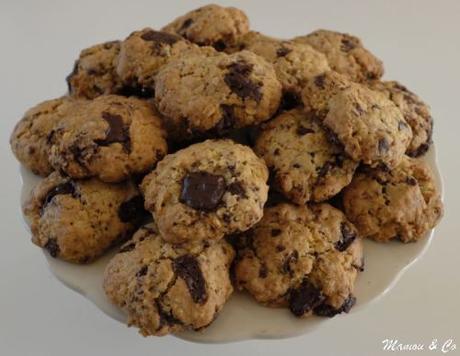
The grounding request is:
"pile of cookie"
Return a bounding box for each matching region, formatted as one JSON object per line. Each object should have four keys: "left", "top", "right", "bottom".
{"left": 11, "top": 4, "right": 443, "bottom": 337}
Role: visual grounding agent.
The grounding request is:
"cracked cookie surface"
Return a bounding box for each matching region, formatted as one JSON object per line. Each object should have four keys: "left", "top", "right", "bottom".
{"left": 103, "top": 223, "right": 234, "bottom": 336}
{"left": 231, "top": 31, "right": 330, "bottom": 98}
{"left": 343, "top": 156, "right": 443, "bottom": 242}
{"left": 368, "top": 80, "right": 433, "bottom": 157}
{"left": 116, "top": 28, "right": 200, "bottom": 94}
{"left": 323, "top": 85, "right": 412, "bottom": 168}
{"left": 10, "top": 96, "right": 84, "bottom": 176}
{"left": 255, "top": 108, "right": 357, "bottom": 203}
{"left": 293, "top": 29, "right": 384, "bottom": 82}
{"left": 49, "top": 95, "right": 167, "bottom": 182}
{"left": 232, "top": 203, "right": 363, "bottom": 317}
{"left": 67, "top": 40, "right": 122, "bottom": 99}
{"left": 24, "top": 171, "right": 145, "bottom": 263}
{"left": 141, "top": 139, "right": 269, "bottom": 244}
{"left": 154, "top": 49, "right": 282, "bottom": 139}
{"left": 162, "top": 4, "right": 249, "bottom": 51}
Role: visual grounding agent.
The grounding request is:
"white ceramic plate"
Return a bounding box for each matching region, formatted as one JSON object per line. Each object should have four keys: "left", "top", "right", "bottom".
{"left": 19, "top": 146, "right": 443, "bottom": 343}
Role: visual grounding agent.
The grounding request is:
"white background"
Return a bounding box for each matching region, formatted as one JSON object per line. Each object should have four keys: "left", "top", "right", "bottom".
{"left": 1, "top": 1, "right": 459, "bottom": 355}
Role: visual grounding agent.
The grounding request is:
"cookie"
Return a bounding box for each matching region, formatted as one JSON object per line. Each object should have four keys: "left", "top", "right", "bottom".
{"left": 232, "top": 31, "right": 330, "bottom": 98}
{"left": 232, "top": 203, "right": 363, "bottom": 317}
{"left": 67, "top": 40, "right": 122, "bottom": 99}
{"left": 103, "top": 223, "right": 234, "bottom": 336}
{"left": 10, "top": 96, "right": 84, "bottom": 176}
{"left": 162, "top": 4, "right": 249, "bottom": 51}
{"left": 49, "top": 95, "right": 167, "bottom": 182}
{"left": 255, "top": 108, "right": 358, "bottom": 204}
{"left": 141, "top": 139, "right": 269, "bottom": 244}
{"left": 301, "top": 71, "right": 352, "bottom": 115}
{"left": 343, "top": 156, "right": 443, "bottom": 243}
{"left": 323, "top": 85, "right": 412, "bottom": 168}
{"left": 154, "top": 49, "right": 282, "bottom": 138}
{"left": 368, "top": 80, "right": 433, "bottom": 157}
{"left": 23, "top": 171, "right": 145, "bottom": 263}
{"left": 116, "top": 28, "right": 199, "bottom": 94}
{"left": 293, "top": 29, "right": 384, "bottom": 82}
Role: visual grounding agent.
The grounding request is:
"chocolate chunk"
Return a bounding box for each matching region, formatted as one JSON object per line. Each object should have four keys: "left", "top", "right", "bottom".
{"left": 118, "top": 195, "right": 147, "bottom": 224}
{"left": 378, "top": 138, "right": 389, "bottom": 153}
{"left": 96, "top": 112, "right": 131, "bottom": 152}
{"left": 224, "top": 61, "right": 262, "bottom": 102}
{"left": 340, "top": 37, "right": 356, "bottom": 52}
{"left": 259, "top": 264, "right": 268, "bottom": 278}
{"left": 296, "top": 126, "right": 314, "bottom": 136}
{"left": 317, "top": 162, "right": 333, "bottom": 178}
{"left": 44, "top": 238, "right": 60, "bottom": 258}
{"left": 42, "top": 181, "right": 76, "bottom": 211}
{"left": 313, "top": 295, "right": 356, "bottom": 317}
{"left": 119, "top": 242, "right": 136, "bottom": 253}
{"left": 180, "top": 171, "right": 226, "bottom": 211}
{"left": 136, "top": 265, "right": 148, "bottom": 277}
{"left": 271, "top": 229, "right": 282, "bottom": 237}
{"left": 174, "top": 255, "right": 208, "bottom": 304}
{"left": 179, "top": 18, "right": 194, "bottom": 31}
{"left": 289, "top": 279, "right": 325, "bottom": 317}
{"left": 215, "top": 105, "right": 235, "bottom": 134}
{"left": 213, "top": 40, "right": 227, "bottom": 52}
{"left": 276, "top": 244, "right": 286, "bottom": 252}
{"left": 155, "top": 300, "right": 183, "bottom": 328}
{"left": 314, "top": 74, "right": 326, "bottom": 89}
{"left": 227, "top": 181, "right": 247, "bottom": 198}
{"left": 140, "top": 30, "right": 181, "bottom": 45}
{"left": 335, "top": 222, "right": 357, "bottom": 252}
{"left": 406, "top": 176, "right": 417, "bottom": 186}
{"left": 282, "top": 250, "right": 299, "bottom": 275}
{"left": 276, "top": 46, "right": 292, "bottom": 57}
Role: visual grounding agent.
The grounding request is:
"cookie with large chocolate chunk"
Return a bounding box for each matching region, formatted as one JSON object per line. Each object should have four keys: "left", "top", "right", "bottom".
{"left": 141, "top": 139, "right": 269, "bottom": 244}
{"left": 162, "top": 4, "right": 249, "bottom": 51}
{"left": 103, "top": 223, "right": 234, "bottom": 336}
{"left": 255, "top": 108, "right": 358, "bottom": 204}
{"left": 368, "top": 80, "right": 433, "bottom": 157}
{"left": 154, "top": 49, "right": 282, "bottom": 139}
{"left": 49, "top": 95, "right": 167, "bottom": 182}
{"left": 10, "top": 96, "right": 85, "bottom": 176}
{"left": 233, "top": 203, "right": 363, "bottom": 318}
{"left": 293, "top": 29, "right": 384, "bottom": 83}
{"left": 67, "top": 40, "right": 122, "bottom": 99}
{"left": 23, "top": 171, "right": 145, "bottom": 263}
{"left": 343, "top": 156, "right": 443, "bottom": 242}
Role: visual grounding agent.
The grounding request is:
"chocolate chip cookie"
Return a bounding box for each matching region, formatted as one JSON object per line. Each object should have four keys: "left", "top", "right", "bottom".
{"left": 162, "top": 4, "right": 250, "bottom": 51}
{"left": 343, "top": 156, "right": 443, "bottom": 243}
{"left": 368, "top": 80, "right": 433, "bottom": 157}
{"left": 232, "top": 203, "right": 363, "bottom": 317}
{"left": 141, "top": 139, "right": 269, "bottom": 244}
{"left": 154, "top": 49, "right": 282, "bottom": 138}
{"left": 67, "top": 40, "right": 122, "bottom": 99}
{"left": 103, "top": 223, "right": 234, "bottom": 336}
{"left": 293, "top": 29, "right": 384, "bottom": 82}
{"left": 49, "top": 95, "right": 167, "bottom": 182}
{"left": 10, "top": 96, "right": 84, "bottom": 176}
{"left": 323, "top": 85, "right": 412, "bottom": 168}
{"left": 231, "top": 31, "right": 330, "bottom": 98}
{"left": 116, "top": 28, "right": 200, "bottom": 95}
{"left": 23, "top": 172, "right": 145, "bottom": 263}
{"left": 255, "top": 108, "right": 358, "bottom": 204}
